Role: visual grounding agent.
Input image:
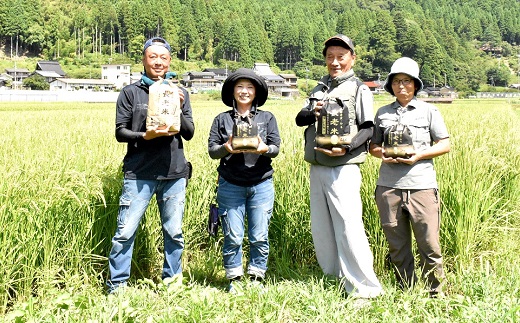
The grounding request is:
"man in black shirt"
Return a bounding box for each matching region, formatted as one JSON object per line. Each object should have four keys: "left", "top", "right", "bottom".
{"left": 107, "top": 37, "right": 194, "bottom": 294}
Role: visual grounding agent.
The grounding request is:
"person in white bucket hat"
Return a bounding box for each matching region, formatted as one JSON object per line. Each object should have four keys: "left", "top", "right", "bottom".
{"left": 369, "top": 57, "right": 451, "bottom": 298}
{"left": 383, "top": 57, "right": 424, "bottom": 96}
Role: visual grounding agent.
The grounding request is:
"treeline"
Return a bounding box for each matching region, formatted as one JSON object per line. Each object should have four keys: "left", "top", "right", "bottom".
{"left": 1, "top": 0, "right": 520, "bottom": 92}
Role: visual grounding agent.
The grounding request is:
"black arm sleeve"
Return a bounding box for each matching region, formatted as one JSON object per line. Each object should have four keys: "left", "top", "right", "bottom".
{"left": 115, "top": 124, "right": 144, "bottom": 142}
{"left": 178, "top": 88, "right": 195, "bottom": 141}
{"left": 179, "top": 113, "right": 195, "bottom": 140}
{"left": 295, "top": 109, "right": 316, "bottom": 127}
{"left": 345, "top": 121, "right": 373, "bottom": 151}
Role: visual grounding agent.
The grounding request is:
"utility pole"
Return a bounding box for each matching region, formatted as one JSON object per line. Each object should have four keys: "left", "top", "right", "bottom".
{"left": 14, "top": 35, "right": 18, "bottom": 90}
{"left": 305, "top": 67, "right": 309, "bottom": 89}
{"left": 517, "top": 51, "right": 520, "bottom": 85}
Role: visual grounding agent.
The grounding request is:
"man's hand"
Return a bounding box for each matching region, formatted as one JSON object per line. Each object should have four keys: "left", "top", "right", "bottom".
{"left": 314, "top": 101, "right": 324, "bottom": 119}
{"left": 315, "top": 146, "right": 346, "bottom": 157}
{"left": 395, "top": 150, "right": 418, "bottom": 165}
{"left": 143, "top": 123, "right": 179, "bottom": 140}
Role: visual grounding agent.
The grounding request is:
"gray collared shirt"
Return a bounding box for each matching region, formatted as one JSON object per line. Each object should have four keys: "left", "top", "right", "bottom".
{"left": 372, "top": 98, "right": 449, "bottom": 189}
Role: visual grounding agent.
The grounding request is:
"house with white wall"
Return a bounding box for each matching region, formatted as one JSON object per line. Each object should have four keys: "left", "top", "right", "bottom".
{"left": 101, "top": 64, "right": 131, "bottom": 89}
{"left": 50, "top": 78, "right": 115, "bottom": 91}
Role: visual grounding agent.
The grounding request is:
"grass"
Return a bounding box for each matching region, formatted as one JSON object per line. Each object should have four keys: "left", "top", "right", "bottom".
{"left": 0, "top": 96, "right": 519, "bottom": 322}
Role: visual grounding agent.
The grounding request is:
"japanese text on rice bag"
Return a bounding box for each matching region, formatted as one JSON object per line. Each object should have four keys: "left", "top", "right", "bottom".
{"left": 231, "top": 119, "right": 259, "bottom": 151}
{"left": 383, "top": 123, "right": 414, "bottom": 158}
{"left": 146, "top": 78, "right": 181, "bottom": 132}
{"left": 315, "top": 98, "right": 357, "bottom": 148}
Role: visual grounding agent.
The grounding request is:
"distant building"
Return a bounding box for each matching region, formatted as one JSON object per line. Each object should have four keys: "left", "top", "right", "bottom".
{"left": 203, "top": 68, "right": 229, "bottom": 82}
{"left": 363, "top": 81, "right": 384, "bottom": 94}
{"left": 423, "top": 86, "right": 458, "bottom": 99}
{"left": 253, "top": 63, "right": 298, "bottom": 98}
{"left": 36, "top": 61, "right": 66, "bottom": 77}
{"left": 50, "top": 78, "right": 115, "bottom": 92}
{"left": 279, "top": 73, "right": 298, "bottom": 88}
{"left": 5, "top": 68, "right": 30, "bottom": 83}
{"left": 253, "top": 63, "right": 285, "bottom": 83}
{"left": 101, "top": 64, "right": 131, "bottom": 90}
{"left": 476, "top": 91, "right": 520, "bottom": 99}
{"left": 422, "top": 86, "right": 440, "bottom": 97}
{"left": 31, "top": 70, "right": 63, "bottom": 83}
{"left": 181, "top": 71, "right": 220, "bottom": 89}
{"left": 130, "top": 72, "right": 142, "bottom": 84}
{"left": 416, "top": 90, "right": 428, "bottom": 98}
{"left": 439, "top": 86, "right": 458, "bottom": 99}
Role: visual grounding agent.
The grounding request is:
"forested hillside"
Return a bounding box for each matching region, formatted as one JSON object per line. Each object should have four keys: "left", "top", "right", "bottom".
{"left": 1, "top": 0, "right": 519, "bottom": 92}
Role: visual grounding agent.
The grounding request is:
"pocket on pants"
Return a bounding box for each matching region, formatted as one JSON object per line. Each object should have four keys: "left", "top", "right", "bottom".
{"left": 117, "top": 196, "right": 131, "bottom": 226}
{"left": 375, "top": 186, "right": 398, "bottom": 228}
{"left": 219, "top": 209, "right": 229, "bottom": 236}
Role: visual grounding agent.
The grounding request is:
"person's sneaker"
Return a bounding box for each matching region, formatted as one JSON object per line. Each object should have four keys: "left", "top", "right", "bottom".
{"left": 352, "top": 297, "right": 372, "bottom": 309}
{"left": 107, "top": 282, "right": 127, "bottom": 295}
{"left": 248, "top": 276, "right": 267, "bottom": 293}
{"left": 163, "top": 274, "right": 183, "bottom": 291}
{"left": 429, "top": 291, "right": 446, "bottom": 299}
{"left": 226, "top": 278, "right": 244, "bottom": 295}
{"left": 249, "top": 279, "right": 267, "bottom": 294}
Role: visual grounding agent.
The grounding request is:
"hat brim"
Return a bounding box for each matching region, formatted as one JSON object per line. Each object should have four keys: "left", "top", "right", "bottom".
{"left": 221, "top": 69, "right": 268, "bottom": 107}
{"left": 322, "top": 35, "right": 355, "bottom": 56}
{"left": 384, "top": 73, "right": 424, "bottom": 96}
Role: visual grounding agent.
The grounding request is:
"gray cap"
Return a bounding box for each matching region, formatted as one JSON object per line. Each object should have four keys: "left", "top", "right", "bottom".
{"left": 322, "top": 34, "right": 355, "bottom": 56}
{"left": 221, "top": 68, "right": 268, "bottom": 107}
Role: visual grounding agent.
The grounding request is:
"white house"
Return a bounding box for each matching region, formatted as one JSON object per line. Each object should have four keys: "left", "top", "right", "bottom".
{"left": 101, "top": 64, "right": 131, "bottom": 89}
{"left": 50, "top": 78, "right": 115, "bottom": 91}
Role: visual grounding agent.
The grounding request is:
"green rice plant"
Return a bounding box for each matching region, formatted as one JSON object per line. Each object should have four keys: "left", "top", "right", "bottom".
{"left": 0, "top": 98, "right": 519, "bottom": 320}
{"left": 436, "top": 100, "right": 520, "bottom": 268}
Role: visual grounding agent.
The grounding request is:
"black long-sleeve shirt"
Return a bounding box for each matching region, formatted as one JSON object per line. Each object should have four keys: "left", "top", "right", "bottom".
{"left": 115, "top": 81, "right": 194, "bottom": 180}
{"left": 208, "top": 108, "right": 280, "bottom": 186}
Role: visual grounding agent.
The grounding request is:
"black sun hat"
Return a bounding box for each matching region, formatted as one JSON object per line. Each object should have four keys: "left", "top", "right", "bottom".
{"left": 221, "top": 68, "right": 268, "bottom": 107}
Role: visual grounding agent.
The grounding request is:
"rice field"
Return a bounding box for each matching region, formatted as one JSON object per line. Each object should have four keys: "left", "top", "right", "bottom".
{"left": 0, "top": 96, "right": 519, "bottom": 321}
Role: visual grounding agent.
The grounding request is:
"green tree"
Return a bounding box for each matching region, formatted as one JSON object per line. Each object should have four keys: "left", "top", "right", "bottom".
{"left": 367, "top": 10, "right": 399, "bottom": 75}
{"left": 336, "top": 5, "right": 371, "bottom": 46}
{"left": 1, "top": 0, "right": 29, "bottom": 54}
{"left": 486, "top": 64, "right": 511, "bottom": 87}
{"left": 129, "top": 34, "right": 145, "bottom": 63}
{"left": 23, "top": 74, "right": 50, "bottom": 90}
{"left": 175, "top": 3, "right": 199, "bottom": 61}
{"left": 482, "top": 23, "right": 502, "bottom": 47}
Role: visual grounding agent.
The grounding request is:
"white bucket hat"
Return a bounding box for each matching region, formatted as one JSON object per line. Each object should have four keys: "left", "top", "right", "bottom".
{"left": 384, "top": 57, "right": 424, "bottom": 96}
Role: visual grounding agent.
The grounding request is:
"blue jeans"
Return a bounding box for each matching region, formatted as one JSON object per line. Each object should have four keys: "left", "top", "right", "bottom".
{"left": 217, "top": 177, "right": 274, "bottom": 280}
{"left": 107, "top": 178, "right": 186, "bottom": 291}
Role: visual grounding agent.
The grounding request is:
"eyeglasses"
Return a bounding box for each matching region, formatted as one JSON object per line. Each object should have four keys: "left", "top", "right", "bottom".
{"left": 392, "top": 78, "right": 413, "bottom": 86}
